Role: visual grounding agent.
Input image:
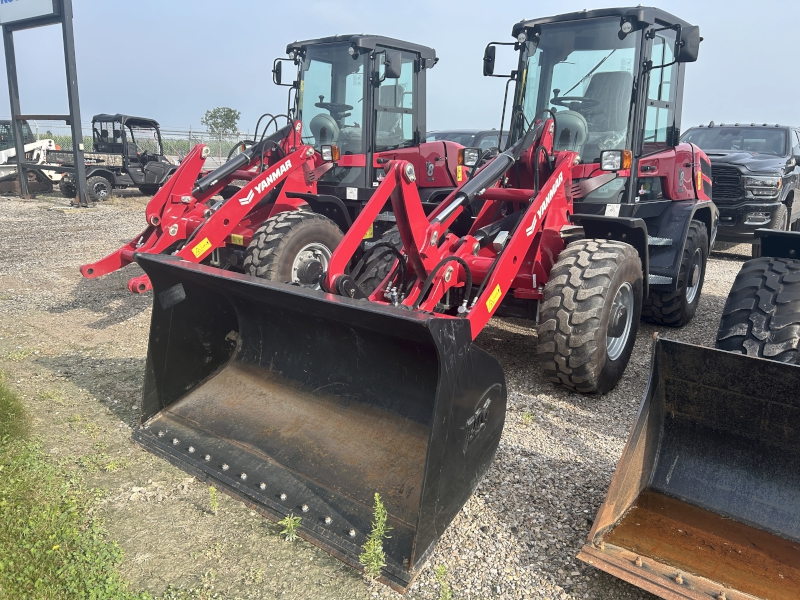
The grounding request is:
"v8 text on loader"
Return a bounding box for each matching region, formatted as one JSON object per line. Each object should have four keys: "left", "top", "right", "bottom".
{"left": 128, "top": 6, "right": 714, "bottom": 591}
{"left": 80, "top": 36, "right": 468, "bottom": 294}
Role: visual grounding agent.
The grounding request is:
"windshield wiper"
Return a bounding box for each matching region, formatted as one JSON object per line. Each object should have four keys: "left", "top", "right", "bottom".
{"left": 563, "top": 49, "right": 617, "bottom": 96}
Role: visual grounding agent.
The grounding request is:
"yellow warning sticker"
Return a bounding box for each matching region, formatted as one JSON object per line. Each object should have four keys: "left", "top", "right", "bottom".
{"left": 363, "top": 224, "right": 374, "bottom": 240}
{"left": 192, "top": 237, "right": 212, "bottom": 258}
{"left": 457, "top": 165, "right": 463, "bottom": 182}
{"left": 230, "top": 234, "right": 244, "bottom": 246}
{"left": 486, "top": 284, "right": 503, "bottom": 313}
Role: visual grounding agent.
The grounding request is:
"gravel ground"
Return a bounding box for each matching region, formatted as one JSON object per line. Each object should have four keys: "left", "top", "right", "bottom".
{"left": 0, "top": 192, "right": 750, "bottom": 599}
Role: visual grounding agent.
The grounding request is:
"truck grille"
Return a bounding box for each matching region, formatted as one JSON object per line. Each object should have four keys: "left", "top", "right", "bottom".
{"left": 711, "top": 165, "right": 743, "bottom": 203}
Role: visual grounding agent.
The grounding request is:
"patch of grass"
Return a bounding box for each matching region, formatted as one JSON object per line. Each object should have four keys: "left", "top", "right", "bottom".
{"left": 208, "top": 486, "right": 219, "bottom": 515}
{"left": 521, "top": 411, "right": 534, "bottom": 426}
{"left": 278, "top": 513, "right": 302, "bottom": 542}
{"left": 359, "top": 493, "right": 392, "bottom": 580}
{"left": 160, "top": 571, "right": 219, "bottom": 600}
{"left": 434, "top": 565, "right": 453, "bottom": 600}
{"left": 0, "top": 374, "right": 149, "bottom": 600}
{"left": 4, "top": 348, "right": 36, "bottom": 361}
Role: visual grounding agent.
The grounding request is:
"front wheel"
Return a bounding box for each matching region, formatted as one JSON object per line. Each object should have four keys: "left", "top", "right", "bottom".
{"left": 86, "top": 175, "right": 112, "bottom": 202}
{"left": 243, "top": 211, "right": 343, "bottom": 289}
{"left": 59, "top": 179, "right": 77, "bottom": 198}
{"left": 642, "top": 219, "right": 708, "bottom": 327}
{"left": 537, "top": 239, "right": 643, "bottom": 394}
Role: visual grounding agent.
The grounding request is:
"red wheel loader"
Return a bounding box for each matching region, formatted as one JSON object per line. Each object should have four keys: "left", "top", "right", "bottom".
{"left": 129, "top": 6, "right": 715, "bottom": 591}
{"left": 80, "top": 35, "right": 468, "bottom": 294}
{"left": 580, "top": 228, "right": 800, "bottom": 600}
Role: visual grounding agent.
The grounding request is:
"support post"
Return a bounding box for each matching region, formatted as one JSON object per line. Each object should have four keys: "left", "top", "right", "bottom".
{"left": 60, "top": 0, "right": 87, "bottom": 207}
{"left": 3, "top": 26, "right": 28, "bottom": 198}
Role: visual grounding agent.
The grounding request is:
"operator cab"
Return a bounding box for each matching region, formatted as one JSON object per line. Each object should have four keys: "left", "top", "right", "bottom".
{"left": 494, "top": 7, "right": 702, "bottom": 207}
{"left": 279, "top": 35, "right": 437, "bottom": 193}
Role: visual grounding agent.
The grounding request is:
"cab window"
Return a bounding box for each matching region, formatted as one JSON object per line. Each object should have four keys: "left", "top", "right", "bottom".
{"left": 643, "top": 29, "right": 677, "bottom": 154}
{"left": 376, "top": 52, "right": 416, "bottom": 151}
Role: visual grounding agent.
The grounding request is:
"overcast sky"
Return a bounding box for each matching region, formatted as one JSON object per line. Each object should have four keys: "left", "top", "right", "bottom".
{"left": 2, "top": 0, "right": 797, "bottom": 133}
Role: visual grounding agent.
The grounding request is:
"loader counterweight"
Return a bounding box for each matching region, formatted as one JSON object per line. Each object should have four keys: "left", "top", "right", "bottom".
{"left": 134, "top": 253, "right": 507, "bottom": 592}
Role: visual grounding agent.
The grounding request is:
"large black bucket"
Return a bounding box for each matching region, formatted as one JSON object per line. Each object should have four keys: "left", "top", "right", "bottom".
{"left": 578, "top": 337, "right": 800, "bottom": 600}
{"left": 133, "top": 254, "right": 507, "bottom": 591}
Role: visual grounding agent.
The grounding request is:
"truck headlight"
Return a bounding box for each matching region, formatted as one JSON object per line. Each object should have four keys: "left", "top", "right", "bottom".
{"left": 744, "top": 175, "right": 782, "bottom": 196}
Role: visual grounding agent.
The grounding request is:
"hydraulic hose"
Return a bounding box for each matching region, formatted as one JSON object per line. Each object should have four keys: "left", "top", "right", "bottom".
{"left": 413, "top": 256, "right": 473, "bottom": 315}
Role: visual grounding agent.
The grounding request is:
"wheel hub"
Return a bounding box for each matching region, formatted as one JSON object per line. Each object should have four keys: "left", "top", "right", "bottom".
{"left": 608, "top": 304, "right": 628, "bottom": 338}
{"left": 686, "top": 249, "right": 703, "bottom": 304}
{"left": 295, "top": 258, "right": 324, "bottom": 286}
{"left": 290, "top": 243, "right": 332, "bottom": 289}
{"left": 606, "top": 282, "right": 634, "bottom": 362}
{"left": 689, "top": 263, "right": 700, "bottom": 288}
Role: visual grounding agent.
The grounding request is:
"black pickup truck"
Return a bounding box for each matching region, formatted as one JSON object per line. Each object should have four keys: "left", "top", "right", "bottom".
{"left": 680, "top": 123, "right": 800, "bottom": 256}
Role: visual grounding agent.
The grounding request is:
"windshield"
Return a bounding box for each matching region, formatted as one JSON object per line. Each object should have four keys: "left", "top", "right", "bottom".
{"left": 128, "top": 126, "right": 161, "bottom": 154}
{"left": 681, "top": 127, "right": 788, "bottom": 156}
{"left": 426, "top": 131, "right": 478, "bottom": 145}
{"left": 517, "top": 17, "right": 639, "bottom": 163}
{"left": 298, "top": 43, "right": 366, "bottom": 156}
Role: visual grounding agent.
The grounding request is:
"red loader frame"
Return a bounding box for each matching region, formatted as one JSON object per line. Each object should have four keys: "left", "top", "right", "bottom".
{"left": 325, "top": 119, "right": 575, "bottom": 335}
{"left": 80, "top": 123, "right": 331, "bottom": 293}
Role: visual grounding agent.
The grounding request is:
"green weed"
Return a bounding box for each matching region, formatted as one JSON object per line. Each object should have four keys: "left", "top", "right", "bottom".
{"left": 435, "top": 565, "right": 454, "bottom": 600}
{"left": 208, "top": 486, "right": 219, "bottom": 515}
{"left": 278, "top": 513, "right": 302, "bottom": 542}
{"left": 359, "top": 492, "right": 392, "bottom": 580}
{"left": 521, "top": 411, "right": 534, "bottom": 425}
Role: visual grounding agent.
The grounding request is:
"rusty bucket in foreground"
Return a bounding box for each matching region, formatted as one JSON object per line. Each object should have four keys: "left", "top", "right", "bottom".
{"left": 133, "top": 254, "right": 506, "bottom": 592}
{"left": 578, "top": 337, "right": 800, "bottom": 600}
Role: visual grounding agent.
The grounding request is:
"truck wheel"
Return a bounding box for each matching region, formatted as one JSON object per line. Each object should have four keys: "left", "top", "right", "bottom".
{"left": 59, "top": 179, "right": 77, "bottom": 198}
{"left": 537, "top": 239, "right": 643, "bottom": 394}
{"left": 642, "top": 219, "right": 708, "bottom": 327}
{"left": 356, "top": 227, "right": 403, "bottom": 296}
{"left": 752, "top": 204, "right": 788, "bottom": 258}
{"left": 86, "top": 176, "right": 112, "bottom": 202}
{"left": 243, "top": 211, "right": 342, "bottom": 289}
{"left": 716, "top": 257, "right": 800, "bottom": 363}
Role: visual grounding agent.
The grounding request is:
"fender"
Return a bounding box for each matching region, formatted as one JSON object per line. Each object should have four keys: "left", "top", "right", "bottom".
{"left": 570, "top": 214, "right": 649, "bottom": 297}
{"left": 284, "top": 192, "right": 352, "bottom": 232}
{"left": 85, "top": 167, "right": 118, "bottom": 184}
{"left": 755, "top": 229, "right": 800, "bottom": 260}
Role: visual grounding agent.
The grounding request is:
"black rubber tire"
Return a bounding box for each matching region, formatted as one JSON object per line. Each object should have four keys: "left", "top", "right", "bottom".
{"left": 59, "top": 179, "right": 77, "bottom": 198}
{"left": 641, "top": 219, "right": 708, "bottom": 327}
{"left": 138, "top": 185, "right": 160, "bottom": 196}
{"left": 86, "top": 175, "right": 112, "bottom": 202}
{"left": 537, "top": 239, "right": 643, "bottom": 394}
{"left": 243, "top": 211, "right": 342, "bottom": 287}
{"left": 357, "top": 227, "right": 402, "bottom": 295}
{"left": 752, "top": 204, "right": 788, "bottom": 258}
{"left": 716, "top": 257, "right": 800, "bottom": 363}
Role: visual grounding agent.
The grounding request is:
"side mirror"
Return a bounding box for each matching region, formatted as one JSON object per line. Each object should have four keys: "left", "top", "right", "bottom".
{"left": 272, "top": 60, "right": 282, "bottom": 85}
{"left": 676, "top": 25, "right": 701, "bottom": 63}
{"left": 483, "top": 45, "right": 496, "bottom": 76}
{"left": 384, "top": 50, "right": 403, "bottom": 79}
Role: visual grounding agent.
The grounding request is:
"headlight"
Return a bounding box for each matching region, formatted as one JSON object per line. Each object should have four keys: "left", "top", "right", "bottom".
{"left": 517, "top": 31, "right": 527, "bottom": 44}
{"left": 744, "top": 176, "right": 782, "bottom": 188}
{"left": 458, "top": 147, "right": 480, "bottom": 167}
{"left": 600, "top": 149, "right": 632, "bottom": 171}
{"left": 320, "top": 145, "right": 340, "bottom": 162}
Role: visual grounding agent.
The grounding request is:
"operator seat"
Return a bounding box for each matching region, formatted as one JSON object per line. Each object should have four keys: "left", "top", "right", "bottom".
{"left": 581, "top": 71, "right": 633, "bottom": 161}
{"left": 309, "top": 113, "right": 340, "bottom": 146}
{"left": 553, "top": 110, "right": 588, "bottom": 157}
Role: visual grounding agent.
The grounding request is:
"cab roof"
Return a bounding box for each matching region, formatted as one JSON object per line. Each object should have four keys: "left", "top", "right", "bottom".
{"left": 512, "top": 7, "right": 693, "bottom": 37}
{"left": 286, "top": 35, "right": 437, "bottom": 63}
{"left": 92, "top": 114, "right": 160, "bottom": 129}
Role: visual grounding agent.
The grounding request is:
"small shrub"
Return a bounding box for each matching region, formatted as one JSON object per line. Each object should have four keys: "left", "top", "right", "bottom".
{"left": 521, "top": 411, "right": 534, "bottom": 425}
{"left": 435, "top": 565, "right": 453, "bottom": 600}
{"left": 208, "top": 486, "right": 219, "bottom": 515}
{"left": 359, "top": 493, "right": 392, "bottom": 579}
{"left": 278, "top": 514, "right": 302, "bottom": 542}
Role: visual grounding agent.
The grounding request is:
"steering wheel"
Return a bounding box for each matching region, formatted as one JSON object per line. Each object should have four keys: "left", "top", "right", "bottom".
{"left": 138, "top": 150, "right": 149, "bottom": 163}
{"left": 315, "top": 96, "right": 353, "bottom": 119}
{"left": 551, "top": 96, "right": 601, "bottom": 114}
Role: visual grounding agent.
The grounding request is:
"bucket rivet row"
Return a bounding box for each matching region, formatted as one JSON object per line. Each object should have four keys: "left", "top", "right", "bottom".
{"left": 188, "top": 446, "right": 195, "bottom": 453}
{"left": 349, "top": 529, "right": 356, "bottom": 537}
{"left": 204, "top": 454, "right": 211, "bottom": 461}
{"left": 240, "top": 473, "right": 247, "bottom": 480}
{"left": 280, "top": 493, "right": 287, "bottom": 501}
{"left": 222, "top": 464, "right": 230, "bottom": 471}
{"left": 157, "top": 431, "right": 165, "bottom": 437}
{"left": 302, "top": 504, "right": 309, "bottom": 512}
{"left": 172, "top": 438, "right": 179, "bottom": 445}
{"left": 259, "top": 483, "right": 266, "bottom": 490}
{"left": 324, "top": 516, "right": 332, "bottom": 525}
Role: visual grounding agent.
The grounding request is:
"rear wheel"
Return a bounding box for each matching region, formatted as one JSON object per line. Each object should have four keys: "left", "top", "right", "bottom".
{"left": 642, "top": 219, "right": 708, "bottom": 327}
{"left": 243, "top": 211, "right": 343, "bottom": 289}
{"left": 537, "top": 239, "right": 643, "bottom": 394}
{"left": 716, "top": 257, "right": 800, "bottom": 363}
{"left": 59, "top": 179, "right": 77, "bottom": 198}
{"left": 752, "top": 204, "right": 788, "bottom": 258}
{"left": 86, "top": 175, "right": 112, "bottom": 202}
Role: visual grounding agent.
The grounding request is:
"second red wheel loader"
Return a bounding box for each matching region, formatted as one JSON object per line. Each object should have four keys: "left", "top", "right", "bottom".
{"left": 129, "top": 6, "right": 715, "bottom": 591}
{"left": 80, "top": 35, "right": 467, "bottom": 294}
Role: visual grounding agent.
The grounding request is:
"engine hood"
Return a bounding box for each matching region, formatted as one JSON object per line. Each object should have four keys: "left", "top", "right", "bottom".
{"left": 704, "top": 151, "right": 789, "bottom": 175}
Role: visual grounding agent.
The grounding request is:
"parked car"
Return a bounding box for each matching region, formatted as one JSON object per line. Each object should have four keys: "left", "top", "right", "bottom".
{"left": 426, "top": 129, "right": 508, "bottom": 153}
{"left": 681, "top": 123, "right": 800, "bottom": 255}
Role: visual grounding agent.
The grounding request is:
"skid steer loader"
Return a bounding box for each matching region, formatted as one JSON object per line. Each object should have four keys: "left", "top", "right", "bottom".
{"left": 81, "top": 35, "right": 467, "bottom": 294}
{"left": 131, "top": 6, "right": 715, "bottom": 590}
{"left": 579, "top": 229, "right": 800, "bottom": 600}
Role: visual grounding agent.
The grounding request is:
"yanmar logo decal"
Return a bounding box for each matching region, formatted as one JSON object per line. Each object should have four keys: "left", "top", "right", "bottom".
{"left": 525, "top": 172, "right": 563, "bottom": 236}
{"left": 239, "top": 159, "right": 292, "bottom": 205}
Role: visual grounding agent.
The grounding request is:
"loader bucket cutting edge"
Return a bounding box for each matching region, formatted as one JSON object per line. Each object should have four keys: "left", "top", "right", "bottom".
{"left": 133, "top": 254, "right": 507, "bottom": 591}
{"left": 579, "top": 337, "right": 800, "bottom": 600}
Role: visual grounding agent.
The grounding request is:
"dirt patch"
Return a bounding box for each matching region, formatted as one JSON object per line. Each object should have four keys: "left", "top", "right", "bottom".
{"left": 0, "top": 193, "right": 750, "bottom": 599}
